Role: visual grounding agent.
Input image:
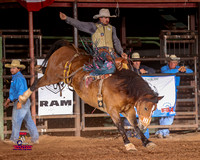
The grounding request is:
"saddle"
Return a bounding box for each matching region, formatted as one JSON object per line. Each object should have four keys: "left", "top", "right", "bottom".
{"left": 98, "top": 48, "right": 129, "bottom": 71}
{"left": 84, "top": 49, "right": 128, "bottom": 88}
{"left": 115, "top": 57, "right": 129, "bottom": 70}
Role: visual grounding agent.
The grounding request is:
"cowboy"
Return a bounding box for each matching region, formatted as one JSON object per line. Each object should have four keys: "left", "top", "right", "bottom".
{"left": 156, "top": 54, "right": 193, "bottom": 138}
{"left": 60, "top": 8, "right": 127, "bottom": 87}
{"left": 130, "top": 52, "right": 155, "bottom": 75}
{"left": 4, "top": 60, "right": 39, "bottom": 144}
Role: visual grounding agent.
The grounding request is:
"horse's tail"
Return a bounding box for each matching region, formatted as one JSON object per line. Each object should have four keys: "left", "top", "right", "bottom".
{"left": 40, "top": 39, "right": 70, "bottom": 73}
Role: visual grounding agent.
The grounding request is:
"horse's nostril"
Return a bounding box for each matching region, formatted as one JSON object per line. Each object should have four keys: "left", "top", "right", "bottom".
{"left": 144, "top": 107, "right": 148, "bottom": 111}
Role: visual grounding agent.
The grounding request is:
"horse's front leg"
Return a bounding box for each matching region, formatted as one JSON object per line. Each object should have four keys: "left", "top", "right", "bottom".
{"left": 134, "top": 126, "right": 156, "bottom": 148}
{"left": 126, "top": 108, "right": 156, "bottom": 148}
{"left": 109, "top": 109, "right": 137, "bottom": 151}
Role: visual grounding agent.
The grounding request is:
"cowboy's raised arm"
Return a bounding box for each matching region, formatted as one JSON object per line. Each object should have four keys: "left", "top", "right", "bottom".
{"left": 112, "top": 26, "right": 127, "bottom": 59}
{"left": 59, "top": 12, "right": 96, "bottom": 35}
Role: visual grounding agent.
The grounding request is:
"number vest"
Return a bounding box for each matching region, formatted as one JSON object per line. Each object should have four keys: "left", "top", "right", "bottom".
{"left": 92, "top": 23, "right": 114, "bottom": 49}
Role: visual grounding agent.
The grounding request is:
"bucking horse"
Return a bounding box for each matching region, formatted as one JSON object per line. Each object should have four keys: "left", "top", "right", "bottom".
{"left": 19, "top": 40, "right": 163, "bottom": 151}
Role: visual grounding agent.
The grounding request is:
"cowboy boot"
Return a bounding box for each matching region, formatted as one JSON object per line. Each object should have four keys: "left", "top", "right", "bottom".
{"left": 19, "top": 88, "right": 33, "bottom": 105}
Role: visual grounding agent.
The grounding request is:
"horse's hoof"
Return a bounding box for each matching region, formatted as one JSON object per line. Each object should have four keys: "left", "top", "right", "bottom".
{"left": 19, "top": 95, "right": 27, "bottom": 105}
{"left": 125, "top": 143, "right": 137, "bottom": 151}
{"left": 19, "top": 88, "right": 33, "bottom": 105}
{"left": 146, "top": 142, "right": 157, "bottom": 149}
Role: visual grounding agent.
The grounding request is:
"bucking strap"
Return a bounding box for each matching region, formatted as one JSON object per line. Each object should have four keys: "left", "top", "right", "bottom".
{"left": 63, "top": 61, "right": 72, "bottom": 84}
{"left": 63, "top": 53, "right": 81, "bottom": 85}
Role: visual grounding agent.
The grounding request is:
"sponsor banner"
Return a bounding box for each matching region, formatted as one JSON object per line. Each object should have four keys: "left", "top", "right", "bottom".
{"left": 37, "top": 59, "right": 73, "bottom": 115}
{"left": 142, "top": 75, "right": 176, "bottom": 117}
{"left": 120, "top": 75, "right": 176, "bottom": 117}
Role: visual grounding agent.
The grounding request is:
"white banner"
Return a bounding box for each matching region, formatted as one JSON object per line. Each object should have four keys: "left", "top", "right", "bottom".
{"left": 37, "top": 59, "right": 73, "bottom": 116}
{"left": 142, "top": 75, "right": 176, "bottom": 117}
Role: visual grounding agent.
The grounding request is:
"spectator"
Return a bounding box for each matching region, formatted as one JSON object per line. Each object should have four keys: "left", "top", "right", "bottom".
{"left": 130, "top": 52, "right": 156, "bottom": 74}
{"left": 4, "top": 60, "right": 39, "bottom": 144}
{"left": 155, "top": 54, "right": 193, "bottom": 138}
{"left": 125, "top": 52, "right": 155, "bottom": 138}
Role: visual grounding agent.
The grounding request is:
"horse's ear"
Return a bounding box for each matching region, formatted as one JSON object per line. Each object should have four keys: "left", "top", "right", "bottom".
{"left": 149, "top": 96, "right": 164, "bottom": 103}
{"left": 157, "top": 96, "right": 164, "bottom": 101}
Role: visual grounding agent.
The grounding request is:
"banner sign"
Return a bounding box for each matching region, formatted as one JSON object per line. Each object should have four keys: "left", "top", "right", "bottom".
{"left": 37, "top": 59, "right": 73, "bottom": 116}
{"left": 17, "top": 0, "right": 55, "bottom": 11}
{"left": 142, "top": 75, "right": 176, "bottom": 117}
{"left": 120, "top": 75, "right": 176, "bottom": 118}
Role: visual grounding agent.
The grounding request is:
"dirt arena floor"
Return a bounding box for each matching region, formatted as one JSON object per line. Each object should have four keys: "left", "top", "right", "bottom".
{"left": 0, "top": 132, "right": 200, "bottom": 160}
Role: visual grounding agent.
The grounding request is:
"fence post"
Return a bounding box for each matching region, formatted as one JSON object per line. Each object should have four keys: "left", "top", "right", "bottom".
{"left": 73, "top": 1, "right": 81, "bottom": 137}
{"left": 0, "top": 36, "right": 4, "bottom": 140}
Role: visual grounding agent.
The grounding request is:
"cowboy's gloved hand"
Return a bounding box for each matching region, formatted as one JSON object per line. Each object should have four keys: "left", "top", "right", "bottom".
{"left": 17, "top": 102, "right": 22, "bottom": 109}
{"left": 4, "top": 98, "right": 10, "bottom": 108}
{"left": 121, "top": 52, "right": 127, "bottom": 59}
{"left": 60, "top": 12, "right": 67, "bottom": 20}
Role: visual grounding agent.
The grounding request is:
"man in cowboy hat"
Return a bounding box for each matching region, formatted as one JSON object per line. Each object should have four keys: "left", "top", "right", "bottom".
{"left": 155, "top": 54, "right": 193, "bottom": 138}
{"left": 130, "top": 52, "right": 155, "bottom": 75}
{"left": 60, "top": 8, "right": 127, "bottom": 87}
{"left": 4, "top": 60, "right": 39, "bottom": 144}
{"left": 60, "top": 8, "right": 127, "bottom": 58}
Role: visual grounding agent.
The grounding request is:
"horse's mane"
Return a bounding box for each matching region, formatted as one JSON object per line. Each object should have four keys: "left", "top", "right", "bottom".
{"left": 114, "top": 69, "right": 158, "bottom": 100}
{"left": 41, "top": 40, "right": 70, "bottom": 68}
{"left": 41, "top": 39, "right": 88, "bottom": 73}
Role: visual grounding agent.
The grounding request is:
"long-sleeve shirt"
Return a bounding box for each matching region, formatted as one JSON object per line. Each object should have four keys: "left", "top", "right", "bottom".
{"left": 131, "top": 65, "right": 156, "bottom": 75}
{"left": 9, "top": 71, "right": 28, "bottom": 102}
{"left": 161, "top": 65, "right": 193, "bottom": 87}
{"left": 65, "top": 17, "right": 123, "bottom": 55}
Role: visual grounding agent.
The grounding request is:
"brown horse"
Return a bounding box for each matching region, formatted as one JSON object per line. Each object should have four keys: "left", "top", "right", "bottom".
{"left": 19, "top": 40, "right": 163, "bottom": 151}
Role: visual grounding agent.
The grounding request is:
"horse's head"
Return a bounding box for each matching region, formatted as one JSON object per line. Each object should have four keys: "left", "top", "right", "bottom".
{"left": 135, "top": 95, "right": 164, "bottom": 130}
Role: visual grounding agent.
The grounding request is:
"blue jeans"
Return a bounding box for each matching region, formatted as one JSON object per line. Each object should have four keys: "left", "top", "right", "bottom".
{"left": 155, "top": 116, "right": 174, "bottom": 136}
{"left": 10, "top": 99, "right": 39, "bottom": 143}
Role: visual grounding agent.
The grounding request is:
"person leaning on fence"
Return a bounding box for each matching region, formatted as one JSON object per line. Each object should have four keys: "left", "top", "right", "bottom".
{"left": 3, "top": 60, "right": 39, "bottom": 145}
{"left": 124, "top": 52, "right": 156, "bottom": 139}
{"left": 155, "top": 54, "right": 193, "bottom": 138}
{"left": 130, "top": 52, "right": 156, "bottom": 74}
{"left": 59, "top": 8, "right": 127, "bottom": 87}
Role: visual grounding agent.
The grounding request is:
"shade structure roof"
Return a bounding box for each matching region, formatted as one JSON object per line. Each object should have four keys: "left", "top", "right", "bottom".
{"left": 1, "top": 0, "right": 200, "bottom": 8}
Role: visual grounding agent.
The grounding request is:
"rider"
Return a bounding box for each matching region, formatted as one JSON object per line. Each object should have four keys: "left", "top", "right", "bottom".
{"left": 60, "top": 8, "right": 127, "bottom": 87}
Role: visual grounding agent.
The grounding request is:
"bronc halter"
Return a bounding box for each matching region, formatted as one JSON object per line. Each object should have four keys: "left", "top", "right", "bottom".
{"left": 138, "top": 104, "right": 156, "bottom": 128}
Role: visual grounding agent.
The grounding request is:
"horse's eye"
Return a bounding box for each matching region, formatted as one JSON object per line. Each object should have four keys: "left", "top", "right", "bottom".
{"left": 144, "top": 107, "right": 148, "bottom": 111}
